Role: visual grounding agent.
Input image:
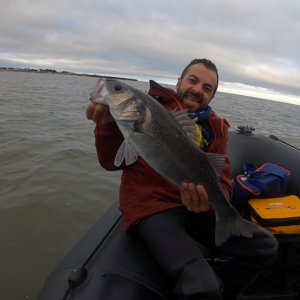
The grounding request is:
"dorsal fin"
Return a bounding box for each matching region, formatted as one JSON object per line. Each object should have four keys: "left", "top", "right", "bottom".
{"left": 171, "top": 108, "right": 188, "bottom": 117}
{"left": 186, "top": 132, "right": 195, "bottom": 140}
{"left": 182, "top": 126, "right": 195, "bottom": 134}
{"left": 205, "top": 153, "right": 227, "bottom": 178}
{"left": 170, "top": 109, "right": 196, "bottom": 144}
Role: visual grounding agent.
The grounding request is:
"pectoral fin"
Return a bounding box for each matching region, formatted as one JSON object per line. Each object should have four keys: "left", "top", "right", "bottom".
{"left": 114, "top": 140, "right": 139, "bottom": 167}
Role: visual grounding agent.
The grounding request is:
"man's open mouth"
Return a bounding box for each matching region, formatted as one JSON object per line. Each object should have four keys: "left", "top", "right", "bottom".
{"left": 186, "top": 94, "right": 200, "bottom": 103}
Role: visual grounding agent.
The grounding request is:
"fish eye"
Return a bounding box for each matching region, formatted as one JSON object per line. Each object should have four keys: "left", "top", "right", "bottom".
{"left": 114, "top": 84, "right": 122, "bottom": 91}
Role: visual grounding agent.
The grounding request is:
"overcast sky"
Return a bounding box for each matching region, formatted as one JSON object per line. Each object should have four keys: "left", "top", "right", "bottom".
{"left": 1, "top": 0, "right": 300, "bottom": 104}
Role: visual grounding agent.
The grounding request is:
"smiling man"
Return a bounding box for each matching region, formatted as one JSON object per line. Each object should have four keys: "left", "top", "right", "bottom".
{"left": 176, "top": 60, "right": 218, "bottom": 113}
{"left": 87, "top": 59, "right": 278, "bottom": 300}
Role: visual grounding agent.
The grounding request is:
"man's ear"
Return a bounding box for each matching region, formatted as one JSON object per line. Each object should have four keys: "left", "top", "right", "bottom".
{"left": 176, "top": 78, "right": 181, "bottom": 91}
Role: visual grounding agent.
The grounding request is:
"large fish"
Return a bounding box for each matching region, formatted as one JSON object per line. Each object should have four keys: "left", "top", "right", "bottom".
{"left": 90, "top": 78, "right": 253, "bottom": 246}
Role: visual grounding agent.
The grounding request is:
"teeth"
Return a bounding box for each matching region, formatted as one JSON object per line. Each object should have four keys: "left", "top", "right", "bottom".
{"left": 187, "top": 95, "right": 198, "bottom": 103}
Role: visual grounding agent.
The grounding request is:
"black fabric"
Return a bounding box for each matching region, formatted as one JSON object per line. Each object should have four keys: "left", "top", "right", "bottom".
{"left": 133, "top": 207, "right": 278, "bottom": 300}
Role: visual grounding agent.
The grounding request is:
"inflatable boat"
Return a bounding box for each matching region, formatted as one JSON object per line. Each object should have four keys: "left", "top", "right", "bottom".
{"left": 36, "top": 126, "right": 300, "bottom": 300}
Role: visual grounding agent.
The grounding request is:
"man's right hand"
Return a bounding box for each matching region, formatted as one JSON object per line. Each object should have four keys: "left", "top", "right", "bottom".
{"left": 86, "top": 103, "right": 114, "bottom": 125}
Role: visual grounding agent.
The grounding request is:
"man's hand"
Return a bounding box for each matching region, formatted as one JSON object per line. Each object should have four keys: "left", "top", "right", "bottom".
{"left": 86, "top": 102, "right": 114, "bottom": 125}
{"left": 181, "top": 183, "right": 210, "bottom": 213}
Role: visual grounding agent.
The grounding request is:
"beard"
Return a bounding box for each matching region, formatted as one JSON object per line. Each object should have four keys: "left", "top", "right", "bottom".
{"left": 176, "top": 85, "right": 206, "bottom": 113}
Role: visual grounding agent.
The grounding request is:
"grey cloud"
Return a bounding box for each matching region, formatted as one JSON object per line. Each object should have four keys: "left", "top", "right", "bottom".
{"left": 1, "top": 0, "right": 300, "bottom": 98}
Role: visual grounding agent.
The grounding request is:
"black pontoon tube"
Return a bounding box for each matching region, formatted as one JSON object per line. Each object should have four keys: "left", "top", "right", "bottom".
{"left": 61, "top": 215, "right": 122, "bottom": 300}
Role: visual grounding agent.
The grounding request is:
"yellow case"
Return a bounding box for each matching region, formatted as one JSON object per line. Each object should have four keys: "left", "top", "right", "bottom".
{"left": 248, "top": 195, "right": 300, "bottom": 234}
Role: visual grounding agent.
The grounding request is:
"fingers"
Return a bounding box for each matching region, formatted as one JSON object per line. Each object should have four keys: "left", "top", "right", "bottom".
{"left": 181, "top": 183, "right": 209, "bottom": 213}
{"left": 86, "top": 102, "right": 97, "bottom": 120}
{"left": 86, "top": 103, "right": 114, "bottom": 125}
{"left": 196, "top": 185, "right": 210, "bottom": 212}
{"left": 93, "top": 103, "right": 107, "bottom": 124}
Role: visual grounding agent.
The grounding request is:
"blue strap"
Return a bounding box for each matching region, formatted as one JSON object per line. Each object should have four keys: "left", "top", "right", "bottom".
{"left": 243, "top": 163, "right": 257, "bottom": 173}
{"left": 189, "top": 110, "right": 205, "bottom": 119}
{"left": 242, "top": 163, "right": 289, "bottom": 193}
{"left": 243, "top": 163, "right": 288, "bottom": 181}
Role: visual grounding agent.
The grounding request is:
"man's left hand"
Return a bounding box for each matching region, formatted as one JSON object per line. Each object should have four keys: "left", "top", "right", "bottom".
{"left": 181, "top": 183, "right": 210, "bottom": 213}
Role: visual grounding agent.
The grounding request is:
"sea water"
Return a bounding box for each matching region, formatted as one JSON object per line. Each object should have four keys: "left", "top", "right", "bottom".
{"left": 0, "top": 72, "right": 300, "bottom": 299}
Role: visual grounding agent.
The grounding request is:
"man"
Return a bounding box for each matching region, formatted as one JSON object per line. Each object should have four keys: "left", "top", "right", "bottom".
{"left": 86, "top": 59, "right": 278, "bottom": 300}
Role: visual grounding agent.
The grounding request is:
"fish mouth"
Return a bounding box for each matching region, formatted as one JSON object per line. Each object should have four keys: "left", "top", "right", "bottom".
{"left": 90, "top": 79, "right": 109, "bottom": 103}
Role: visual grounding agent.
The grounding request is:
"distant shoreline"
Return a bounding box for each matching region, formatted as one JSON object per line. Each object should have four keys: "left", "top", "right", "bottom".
{"left": 0, "top": 67, "right": 138, "bottom": 81}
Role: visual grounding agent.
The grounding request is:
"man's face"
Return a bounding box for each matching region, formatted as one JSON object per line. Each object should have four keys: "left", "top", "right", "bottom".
{"left": 176, "top": 63, "right": 217, "bottom": 113}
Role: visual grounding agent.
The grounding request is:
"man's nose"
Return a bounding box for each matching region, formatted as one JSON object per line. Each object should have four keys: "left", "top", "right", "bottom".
{"left": 192, "top": 84, "right": 203, "bottom": 95}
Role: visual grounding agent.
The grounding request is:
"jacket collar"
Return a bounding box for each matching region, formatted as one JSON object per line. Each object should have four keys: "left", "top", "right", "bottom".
{"left": 148, "top": 80, "right": 185, "bottom": 111}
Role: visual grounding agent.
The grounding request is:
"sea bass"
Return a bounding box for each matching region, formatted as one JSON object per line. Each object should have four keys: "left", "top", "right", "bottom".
{"left": 90, "top": 78, "right": 253, "bottom": 246}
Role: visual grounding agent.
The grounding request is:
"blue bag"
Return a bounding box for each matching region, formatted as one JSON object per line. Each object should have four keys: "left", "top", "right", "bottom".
{"left": 233, "top": 163, "right": 291, "bottom": 208}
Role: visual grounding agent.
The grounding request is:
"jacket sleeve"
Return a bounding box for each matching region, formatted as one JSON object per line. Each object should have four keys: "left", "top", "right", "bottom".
{"left": 94, "top": 122, "right": 126, "bottom": 171}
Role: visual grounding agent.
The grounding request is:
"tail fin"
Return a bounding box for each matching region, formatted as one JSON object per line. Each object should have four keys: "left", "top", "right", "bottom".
{"left": 215, "top": 207, "right": 253, "bottom": 247}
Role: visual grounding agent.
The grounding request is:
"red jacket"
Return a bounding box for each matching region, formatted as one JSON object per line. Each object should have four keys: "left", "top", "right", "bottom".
{"left": 94, "top": 81, "right": 233, "bottom": 231}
